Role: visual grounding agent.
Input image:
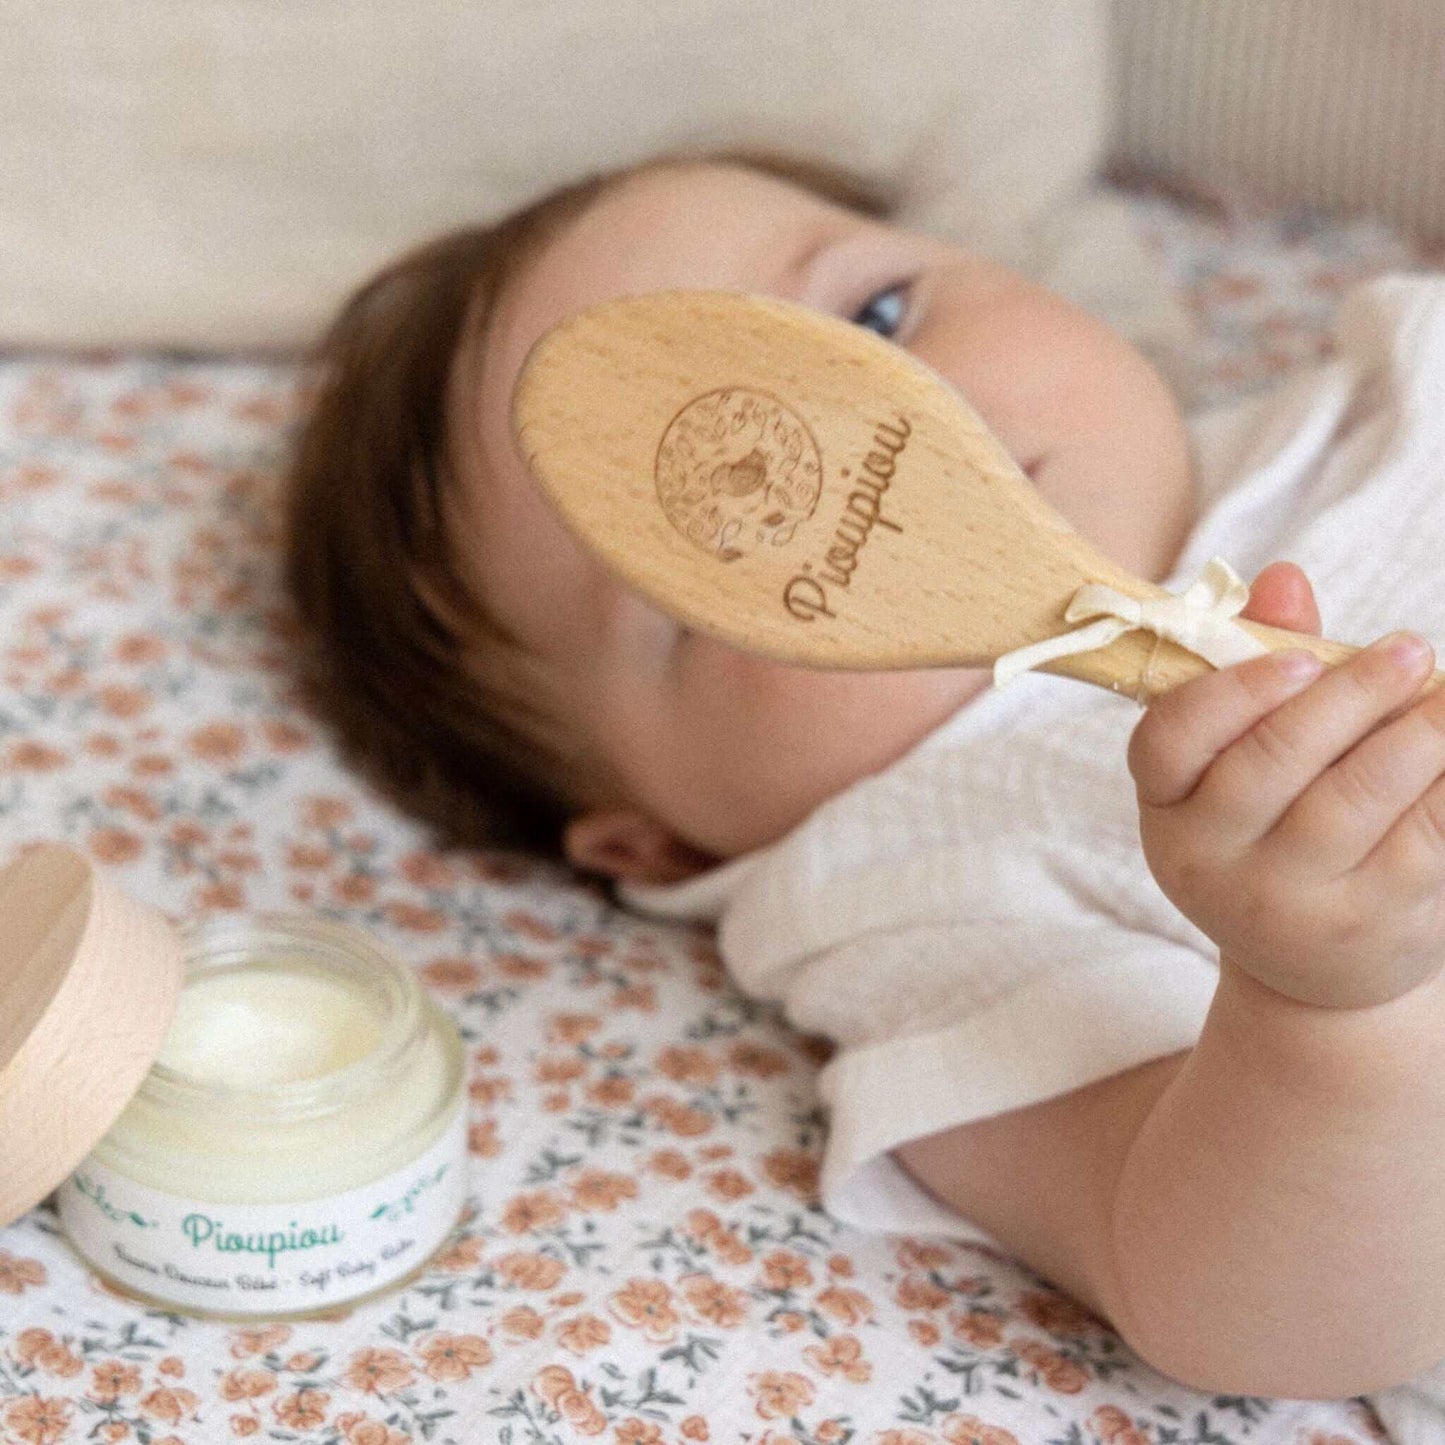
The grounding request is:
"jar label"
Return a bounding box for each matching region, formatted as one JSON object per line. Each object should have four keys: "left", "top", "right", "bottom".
{"left": 57, "top": 1104, "right": 468, "bottom": 1315}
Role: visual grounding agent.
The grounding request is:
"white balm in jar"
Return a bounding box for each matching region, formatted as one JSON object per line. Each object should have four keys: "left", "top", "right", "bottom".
{"left": 0, "top": 845, "right": 468, "bottom": 1319}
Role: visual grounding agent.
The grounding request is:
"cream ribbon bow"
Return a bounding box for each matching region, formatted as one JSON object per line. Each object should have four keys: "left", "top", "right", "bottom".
{"left": 993, "top": 556, "right": 1270, "bottom": 688}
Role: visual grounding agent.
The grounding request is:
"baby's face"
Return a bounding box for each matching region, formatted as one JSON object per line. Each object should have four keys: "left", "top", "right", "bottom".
{"left": 449, "top": 161, "right": 1194, "bottom": 863}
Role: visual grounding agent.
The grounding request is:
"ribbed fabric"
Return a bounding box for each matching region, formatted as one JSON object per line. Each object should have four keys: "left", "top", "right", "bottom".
{"left": 1111, "top": 0, "right": 1445, "bottom": 243}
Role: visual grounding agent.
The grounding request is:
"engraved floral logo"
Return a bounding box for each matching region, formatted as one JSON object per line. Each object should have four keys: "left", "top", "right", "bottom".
{"left": 654, "top": 389, "right": 822, "bottom": 562}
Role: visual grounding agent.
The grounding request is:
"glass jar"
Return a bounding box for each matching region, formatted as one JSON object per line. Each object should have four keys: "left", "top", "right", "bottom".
{"left": 56, "top": 914, "right": 468, "bottom": 1318}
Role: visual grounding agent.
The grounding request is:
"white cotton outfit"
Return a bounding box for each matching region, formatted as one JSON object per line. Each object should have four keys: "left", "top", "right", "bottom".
{"left": 622, "top": 274, "right": 1445, "bottom": 1442}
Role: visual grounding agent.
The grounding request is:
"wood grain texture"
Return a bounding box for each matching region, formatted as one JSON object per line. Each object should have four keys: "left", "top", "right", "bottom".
{"left": 0, "top": 844, "right": 184, "bottom": 1226}
{"left": 513, "top": 289, "right": 1389, "bottom": 702}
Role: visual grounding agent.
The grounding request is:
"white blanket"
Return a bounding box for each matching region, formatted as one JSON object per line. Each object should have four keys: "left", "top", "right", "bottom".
{"left": 627, "top": 274, "right": 1445, "bottom": 1436}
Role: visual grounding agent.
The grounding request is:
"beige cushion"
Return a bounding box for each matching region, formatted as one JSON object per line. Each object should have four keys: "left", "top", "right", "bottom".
{"left": 0, "top": 1, "right": 1114, "bottom": 350}
{"left": 1112, "top": 0, "right": 1445, "bottom": 244}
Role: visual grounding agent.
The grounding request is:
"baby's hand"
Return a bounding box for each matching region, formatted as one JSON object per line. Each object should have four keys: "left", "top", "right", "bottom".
{"left": 1129, "top": 562, "right": 1445, "bottom": 1007}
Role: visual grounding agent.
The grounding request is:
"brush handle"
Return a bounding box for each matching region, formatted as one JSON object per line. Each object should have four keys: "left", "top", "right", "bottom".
{"left": 1052, "top": 620, "right": 1444, "bottom": 703}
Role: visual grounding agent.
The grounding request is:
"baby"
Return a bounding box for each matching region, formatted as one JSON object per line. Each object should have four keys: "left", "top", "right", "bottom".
{"left": 285, "top": 151, "right": 1445, "bottom": 1407}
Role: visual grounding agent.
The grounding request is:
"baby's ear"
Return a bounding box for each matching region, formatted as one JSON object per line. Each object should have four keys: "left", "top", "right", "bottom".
{"left": 563, "top": 808, "right": 717, "bottom": 884}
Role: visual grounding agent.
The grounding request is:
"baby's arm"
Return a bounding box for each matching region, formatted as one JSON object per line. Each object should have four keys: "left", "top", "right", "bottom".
{"left": 897, "top": 568, "right": 1445, "bottom": 1398}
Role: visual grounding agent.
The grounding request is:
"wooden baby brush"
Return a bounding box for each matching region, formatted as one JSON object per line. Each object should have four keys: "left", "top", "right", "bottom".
{"left": 511, "top": 288, "right": 1390, "bottom": 700}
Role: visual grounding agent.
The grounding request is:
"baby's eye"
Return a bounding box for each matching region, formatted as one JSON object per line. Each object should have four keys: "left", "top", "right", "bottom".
{"left": 851, "top": 282, "right": 912, "bottom": 340}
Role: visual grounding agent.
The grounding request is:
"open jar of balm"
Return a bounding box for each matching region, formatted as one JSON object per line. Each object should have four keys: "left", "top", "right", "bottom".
{"left": 0, "top": 844, "right": 468, "bottom": 1318}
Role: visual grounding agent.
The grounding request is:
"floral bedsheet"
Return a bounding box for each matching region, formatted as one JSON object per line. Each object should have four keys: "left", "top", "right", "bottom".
{"left": 0, "top": 187, "right": 1432, "bottom": 1445}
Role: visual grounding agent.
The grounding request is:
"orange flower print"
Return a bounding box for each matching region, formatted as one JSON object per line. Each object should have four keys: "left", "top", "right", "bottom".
{"left": 502, "top": 1189, "right": 566, "bottom": 1234}
{"left": 285, "top": 1352, "right": 323, "bottom": 1372}
{"left": 680, "top": 1272, "right": 748, "bottom": 1328}
{"left": 501, "top": 1305, "right": 546, "bottom": 1340}
{"left": 335, "top": 1414, "right": 410, "bottom": 1445}
{"left": 274, "top": 1388, "right": 330, "bottom": 1430}
{"left": 814, "top": 1285, "right": 874, "bottom": 1327}
{"left": 470, "top": 1073, "right": 512, "bottom": 1108}
{"left": 609, "top": 1278, "right": 681, "bottom": 1343}
{"left": 680, "top": 1417, "right": 709, "bottom": 1441}
{"left": 759, "top": 1249, "right": 813, "bottom": 1292}
{"left": 648, "top": 1096, "right": 712, "bottom": 1137}
{"left": 570, "top": 1168, "right": 639, "bottom": 1211}
{"left": 615, "top": 1418, "right": 663, "bottom": 1445}
{"left": 942, "top": 1414, "right": 1023, "bottom": 1445}
{"left": 8, "top": 740, "right": 67, "bottom": 771}
{"left": 3, "top": 1396, "right": 71, "bottom": 1445}
{"left": 727, "top": 1041, "right": 790, "bottom": 1078}
{"left": 530, "top": 1366, "right": 606, "bottom": 1436}
{"left": 536, "top": 1055, "right": 587, "bottom": 1084}
{"left": 951, "top": 1309, "right": 1005, "bottom": 1349}
{"left": 897, "top": 1239, "right": 953, "bottom": 1272}
{"left": 229, "top": 1324, "right": 292, "bottom": 1359}
{"left": 705, "top": 1168, "right": 754, "bottom": 1201}
{"left": 14, "top": 1330, "right": 81, "bottom": 1378}
{"left": 139, "top": 1387, "right": 199, "bottom": 1425}
{"left": 261, "top": 718, "right": 310, "bottom": 753}
{"left": 1018, "top": 1289, "right": 1100, "bottom": 1336}
{"left": 816, "top": 1422, "right": 847, "bottom": 1444}
{"left": 647, "top": 1148, "right": 691, "bottom": 1179}
{"left": 557, "top": 1314, "right": 612, "bottom": 1354}
{"left": 802, "top": 1333, "right": 872, "bottom": 1383}
{"left": 188, "top": 721, "right": 247, "bottom": 763}
{"left": 385, "top": 900, "right": 446, "bottom": 933}
{"left": 896, "top": 1274, "right": 950, "bottom": 1311}
{"left": 231, "top": 1414, "right": 261, "bottom": 1435}
{"left": 908, "top": 1319, "right": 942, "bottom": 1347}
{"left": 422, "top": 957, "right": 481, "bottom": 991}
{"left": 761, "top": 1148, "right": 820, "bottom": 1201}
{"left": 90, "top": 1359, "right": 143, "bottom": 1401}
{"left": 469, "top": 1119, "right": 501, "bottom": 1157}
{"left": 1089, "top": 1406, "right": 1152, "bottom": 1445}
{"left": 13, "top": 1329, "right": 53, "bottom": 1365}
{"left": 505, "top": 909, "right": 558, "bottom": 942}
{"left": 877, "top": 1431, "right": 934, "bottom": 1445}
{"left": 588, "top": 1075, "right": 636, "bottom": 1108}
{"left": 196, "top": 879, "right": 246, "bottom": 910}
{"left": 103, "top": 784, "right": 161, "bottom": 821}
{"left": 434, "top": 1233, "right": 485, "bottom": 1273}
{"left": 301, "top": 796, "right": 352, "bottom": 828}
{"left": 497, "top": 952, "right": 549, "bottom": 980}
{"left": 749, "top": 1370, "right": 815, "bottom": 1420}
{"left": 159, "top": 1356, "right": 185, "bottom": 1377}
{"left": 532, "top": 1365, "right": 576, "bottom": 1406}
{"left": 342, "top": 1346, "right": 415, "bottom": 1396}
{"left": 416, "top": 1332, "right": 492, "bottom": 1382}
{"left": 1011, "top": 1339, "right": 1090, "bottom": 1394}
{"left": 656, "top": 1045, "right": 718, "bottom": 1084}
{"left": 332, "top": 874, "right": 377, "bottom": 905}
{"left": 0, "top": 1248, "right": 46, "bottom": 1294}
{"left": 286, "top": 842, "right": 332, "bottom": 871}
{"left": 775, "top": 1311, "right": 808, "bottom": 1333}
{"left": 495, "top": 1250, "right": 567, "bottom": 1290}
{"left": 548, "top": 1011, "right": 602, "bottom": 1045}
{"left": 220, "top": 1368, "right": 276, "bottom": 1401}
{"left": 397, "top": 850, "right": 457, "bottom": 889}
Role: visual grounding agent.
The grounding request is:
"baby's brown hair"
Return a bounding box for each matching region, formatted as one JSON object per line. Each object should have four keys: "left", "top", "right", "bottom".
{"left": 283, "top": 150, "right": 891, "bottom": 854}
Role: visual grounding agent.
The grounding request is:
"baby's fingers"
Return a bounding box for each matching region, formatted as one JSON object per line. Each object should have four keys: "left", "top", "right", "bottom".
{"left": 1129, "top": 648, "right": 1326, "bottom": 810}
{"left": 1135, "top": 632, "right": 1437, "bottom": 851}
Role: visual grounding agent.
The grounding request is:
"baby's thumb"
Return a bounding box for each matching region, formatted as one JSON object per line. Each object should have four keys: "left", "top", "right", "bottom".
{"left": 1240, "top": 560, "right": 1322, "bottom": 637}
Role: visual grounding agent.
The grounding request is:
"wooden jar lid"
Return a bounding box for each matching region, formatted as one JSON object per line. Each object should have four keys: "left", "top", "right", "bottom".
{"left": 0, "top": 843, "right": 185, "bottom": 1227}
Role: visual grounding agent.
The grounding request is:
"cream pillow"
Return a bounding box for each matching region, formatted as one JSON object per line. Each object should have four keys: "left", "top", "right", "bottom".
{"left": 0, "top": 1, "right": 1127, "bottom": 351}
